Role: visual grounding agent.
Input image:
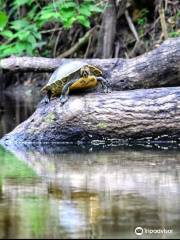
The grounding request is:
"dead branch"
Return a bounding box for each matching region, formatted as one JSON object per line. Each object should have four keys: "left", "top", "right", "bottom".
{"left": 0, "top": 38, "right": 180, "bottom": 91}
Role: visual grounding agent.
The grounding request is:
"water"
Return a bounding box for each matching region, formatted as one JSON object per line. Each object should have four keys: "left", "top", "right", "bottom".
{"left": 0, "top": 94, "right": 180, "bottom": 239}
{"left": 0, "top": 93, "right": 37, "bottom": 138}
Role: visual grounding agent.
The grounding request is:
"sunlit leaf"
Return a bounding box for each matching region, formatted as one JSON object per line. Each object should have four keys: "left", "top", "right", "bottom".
{"left": 11, "top": 19, "right": 29, "bottom": 30}
{"left": 16, "top": 30, "right": 30, "bottom": 40}
{"left": 0, "top": 11, "right": 8, "bottom": 31}
{"left": 12, "top": 0, "right": 33, "bottom": 8}
{"left": 28, "top": 35, "right": 37, "bottom": 45}
{"left": 76, "top": 15, "right": 90, "bottom": 28}
{"left": 79, "top": 6, "right": 91, "bottom": 17}
{"left": 1, "top": 30, "right": 14, "bottom": 39}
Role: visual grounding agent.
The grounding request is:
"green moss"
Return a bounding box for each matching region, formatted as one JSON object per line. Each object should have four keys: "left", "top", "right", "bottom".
{"left": 97, "top": 122, "right": 107, "bottom": 129}
{"left": 44, "top": 112, "right": 56, "bottom": 124}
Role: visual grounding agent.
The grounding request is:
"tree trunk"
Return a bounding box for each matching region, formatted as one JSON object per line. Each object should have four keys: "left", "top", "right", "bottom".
{"left": 1, "top": 86, "right": 180, "bottom": 144}
{"left": 0, "top": 38, "right": 180, "bottom": 90}
{"left": 94, "top": 0, "right": 117, "bottom": 58}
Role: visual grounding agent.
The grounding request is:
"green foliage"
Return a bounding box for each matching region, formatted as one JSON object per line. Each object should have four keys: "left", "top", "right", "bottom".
{"left": 169, "top": 31, "right": 180, "bottom": 38}
{"left": 37, "top": 0, "right": 103, "bottom": 29}
{"left": 135, "top": 8, "right": 149, "bottom": 26}
{"left": 177, "top": 11, "right": 180, "bottom": 17}
{"left": 0, "top": 11, "right": 8, "bottom": 31}
{"left": 0, "top": 0, "right": 6, "bottom": 11}
{"left": 0, "top": 0, "right": 104, "bottom": 58}
{"left": 12, "top": 0, "right": 33, "bottom": 8}
{"left": 0, "top": 18, "right": 43, "bottom": 57}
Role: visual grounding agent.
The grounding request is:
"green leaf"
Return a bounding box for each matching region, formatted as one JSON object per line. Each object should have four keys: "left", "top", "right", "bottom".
{"left": 39, "top": 12, "right": 59, "bottom": 20}
{"left": 60, "top": 2, "right": 77, "bottom": 10}
{"left": 32, "top": 31, "right": 41, "bottom": 40}
{"left": 0, "top": 44, "right": 11, "bottom": 51}
{"left": 0, "top": 11, "right": 8, "bottom": 31}
{"left": 60, "top": 10, "right": 75, "bottom": 21}
{"left": 76, "top": 15, "right": 90, "bottom": 28}
{"left": 11, "top": 19, "right": 29, "bottom": 30}
{"left": 0, "top": 44, "right": 19, "bottom": 57}
{"left": 16, "top": 30, "right": 29, "bottom": 40}
{"left": 79, "top": 6, "right": 91, "bottom": 17}
{"left": 90, "top": 6, "right": 103, "bottom": 13}
{"left": 27, "top": 35, "right": 36, "bottom": 45}
{"left": 12, "top": 0, "right": 33, "bottom": 8}
{"left": 14, "top": 42, "right": 27, "bottom": 53}
{"left": 63, "top": 17, "right": 76, "bottom": 29}
{"left": 26, "top": 45, "right": 34, "bottom": 55}
{"left": 27, "top": 5, "right": 38, "bottom": 20}
{"left": 1, "top": 30, "right": 14, "bottom": 39}
{"left": 169, "top": 31, "right": 180, "bottom": 38}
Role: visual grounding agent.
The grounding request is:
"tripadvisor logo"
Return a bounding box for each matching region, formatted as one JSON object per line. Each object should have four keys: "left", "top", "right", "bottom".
{"left": 134, "top": 227, "right": 173, "bottom": 236}
{"left": 135, "top": 227, "right": 143, "bottom": 235}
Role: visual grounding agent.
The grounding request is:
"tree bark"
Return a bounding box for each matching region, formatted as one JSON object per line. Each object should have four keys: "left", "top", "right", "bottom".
{"left": 94, "top": 0, "right": 117, "bottom": 58}
{"left": 1, "top": 86, "right": 180, "bottom": 144}
{"left": 0, "top": 38, "right": 180, "bottom": 90}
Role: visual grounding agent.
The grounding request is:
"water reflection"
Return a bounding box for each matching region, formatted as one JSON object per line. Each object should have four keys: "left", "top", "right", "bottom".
{"left": 0, "top": 145, "right": 179, "bottom": 239}
{"left": 0, "top": 93, "right": 37, "bottom": 138}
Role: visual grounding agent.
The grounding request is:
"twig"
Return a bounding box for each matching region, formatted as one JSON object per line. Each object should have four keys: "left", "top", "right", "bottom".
{"left": 84, "top": 35, "right": 92, "bottom": 59}
{"left": 114, "top": 41, "right": 120, "bottom": 58}
{"left": 40, "top": 28, "right": 62, "bottom": 34}
{"left": 124, "top": 52, "right": 129, "bottom": 59}
{"left": 159, "top": 7, "right": 168, "bottom": 40}
{"left": 53, "top": 30, "right": 62, "bottom": 57}
{"left": 125, "top": 10, "right": 140, "bottom": 42}
{"left": 58, "top": 27, "right": 97, "bottom": 58}
{"left": 167, "top": 0, "right": 179, "bottom": 6}
{"left": 165, "top": 0, "right": 168, "bottom": 10}
{"left": 127, "top": 17, "right": 160, "bottom": 45}
{"left": 130, "top": 41, "right": 140, "bottom": 57}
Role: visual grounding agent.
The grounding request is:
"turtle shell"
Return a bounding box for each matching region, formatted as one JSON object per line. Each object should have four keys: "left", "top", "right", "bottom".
{"left": 41, "top": 61, "right": 102, "bottom": 96}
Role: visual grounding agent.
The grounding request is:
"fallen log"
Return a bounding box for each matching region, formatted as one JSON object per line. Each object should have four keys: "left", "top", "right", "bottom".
{"left": 1, "top": 86, "right": 180, "bottom": 144}
{"left": 0, "top": 37, "right": 180, "bottom": 90}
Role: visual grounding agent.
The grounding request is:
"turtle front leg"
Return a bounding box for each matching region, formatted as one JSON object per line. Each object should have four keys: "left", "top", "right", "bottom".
{"left": 96, "top": 77, "right": 110, "bottom": 93}
{"left": 60, "top": 79, "right": 77, "bottom": 104}
{"left": 44, "top": 90, "right": 52, "bottom": 103}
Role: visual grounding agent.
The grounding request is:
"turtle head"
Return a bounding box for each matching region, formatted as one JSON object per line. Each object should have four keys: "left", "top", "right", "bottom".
{"left": 80, "top": 66, "right": 90, "bottom": 78}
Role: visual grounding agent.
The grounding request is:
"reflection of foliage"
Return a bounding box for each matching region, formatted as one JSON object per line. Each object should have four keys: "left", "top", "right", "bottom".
{"left": 0, "top": 146, "right": 37, "bottom": 179}
{"left": 0, "top": 0, "right": 104, "bottom": 58}
{"left": 19, "top": 198, "right": 51, "bottom": 238}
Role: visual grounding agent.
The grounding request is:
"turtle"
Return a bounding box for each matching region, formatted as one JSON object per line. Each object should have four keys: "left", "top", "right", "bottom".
{"left": 41, "top": 61, "right": 109, "bottom": 104}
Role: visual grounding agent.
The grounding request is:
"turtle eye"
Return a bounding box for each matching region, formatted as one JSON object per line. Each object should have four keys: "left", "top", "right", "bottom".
{"left": 82, "top": 70, "right": 88, "bottom": 77}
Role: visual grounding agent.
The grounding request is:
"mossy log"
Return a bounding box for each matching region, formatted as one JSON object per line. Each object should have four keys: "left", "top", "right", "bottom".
{"left": 1, "top": 86, "right": 180, "bottom": 144}
{"left": 0, "top": 38, "right": 180, "bottom": 91}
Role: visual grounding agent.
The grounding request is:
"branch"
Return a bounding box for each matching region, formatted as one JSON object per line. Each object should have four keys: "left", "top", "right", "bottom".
{"left": 0, "top": 38, "right": 180, "bottom": 91}
{"left": 159, "top": 7, "right": 168, "bottom": 40}
{"left": 1, "top": 86, "right": 180, "bottom": 144}
{"left": 58, "top": 27, "right": 97, "bottom": 58}
{"left": 125, "top": 9, "right": 140, "bottom": 42}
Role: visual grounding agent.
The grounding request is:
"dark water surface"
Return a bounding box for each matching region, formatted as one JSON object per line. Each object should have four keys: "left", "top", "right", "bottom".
{"left": 0, "top": 94, "right": 180, "bottom": 239}
{"left": 0, "top": 93, "right": 37, "bottom": 138}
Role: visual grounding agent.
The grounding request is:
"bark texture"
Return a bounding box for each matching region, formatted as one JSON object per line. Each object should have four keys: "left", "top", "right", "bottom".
{"left": 0, "top": 38, "right": 180, "bottom": 90}
{"left": 94, "top": 0, "right": 117, "bottom": 58}
{"left": 1, "top": 86, "right": 180, "bottom": 144}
